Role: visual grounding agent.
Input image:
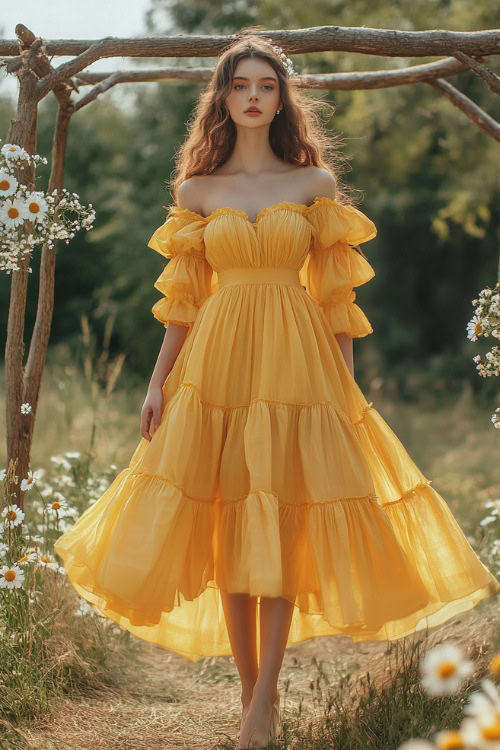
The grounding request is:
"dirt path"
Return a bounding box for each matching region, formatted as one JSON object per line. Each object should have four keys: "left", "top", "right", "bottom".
{"left": 16, "top": 596, "right": 500, "bottom": 750}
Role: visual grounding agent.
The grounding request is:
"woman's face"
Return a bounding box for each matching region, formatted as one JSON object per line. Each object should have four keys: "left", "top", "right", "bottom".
{"left": 225, "top": 57, "right": 282, "bottom": 127}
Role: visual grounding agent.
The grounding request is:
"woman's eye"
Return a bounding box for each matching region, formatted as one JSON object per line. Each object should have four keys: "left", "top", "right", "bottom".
{"left": 234, "top": 84, "right": 273, "bottom": 90}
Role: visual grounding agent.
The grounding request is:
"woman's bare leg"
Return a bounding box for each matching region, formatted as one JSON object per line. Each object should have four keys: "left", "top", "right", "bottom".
{"left": 219, "top": 591, "right": 259, "bottom": 707}
{"left": 238, "top": 595, "right": 295, "bottom": 747}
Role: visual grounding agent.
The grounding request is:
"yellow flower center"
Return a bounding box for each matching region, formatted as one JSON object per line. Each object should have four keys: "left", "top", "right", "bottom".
{"left": 41, "top": 556, "right": 49, "bottom": 563}
{"left": 440, "top": 730, "right": 465, "bottom": 748}
{"left": 27, "top": 477, "right": 33, "bottom": 484}
{"left": 8, "top": 146, "right": 17, "bottom": 152}
{"left": 437, "top": 661, "right": 457, "bottom": 678}
{"left": 475, "top": 320, "right": 482, "bottom": 335}
{"left": 6, "top": 510, "right": 17, "bottom": 521}
{"left": 28, "top": 202, "right": 40, "bottom": 213}
{"left": 8, "top": 207, "right": 19, "bottom": 219}
{"left": 482, "top": 721, "right": 500, "bottom": 740}
{"left": 0, "top": 179, "right": 10, "bottom": 190}
{"left": 4, "top": 570, "right": 16, "bottom": 581}
{"left": 18, "top": 556, "right": 28, "bottom": 563}
{"left": 52, "top": 502, "right": 61, "bottom": 510}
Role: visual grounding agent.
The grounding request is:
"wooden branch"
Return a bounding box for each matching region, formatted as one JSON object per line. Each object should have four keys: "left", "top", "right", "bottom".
{"left": 71, "top": 72, "right": 123, "bottom": 111}
{"left": 1, "top": 27, "right": 500, "bottom": 59}
{"left": 4, "top": 33, "right": 39, "bottom": 510}
{"left": 427, "top": 78, "right": 500, "bottom": 140}
{"left": 35, "top": 36, "right": 117, "bottom": 100}
{"left": 452, "top": 50, "right": 500, "bottom": 95}
{"left": 64, "top": 56, "right": 472, "bottom": 91}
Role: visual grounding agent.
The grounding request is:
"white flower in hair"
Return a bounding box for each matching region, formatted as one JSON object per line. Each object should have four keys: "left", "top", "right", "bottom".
{"left": 271, "top": 44, "right": 296, "bottom": 77}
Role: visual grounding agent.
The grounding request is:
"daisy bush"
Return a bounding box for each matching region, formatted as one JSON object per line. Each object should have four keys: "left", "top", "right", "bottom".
{"left": 467, "top": 283, "right": 500, "bottom": 429}
{"left": 0, "top": 140, "right": 95, "bottom": 273}
{"left": 398, "top": 641, "right": 500, "bottom": 750}
{"left": 0, "top": 448, "right": 134, "bottom": 723}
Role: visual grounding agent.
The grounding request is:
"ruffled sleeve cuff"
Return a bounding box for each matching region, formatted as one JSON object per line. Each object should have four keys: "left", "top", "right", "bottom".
{"left": 303, "top": 198, "right": 377, "bottom": 337}
{"left": 147, "top": 208, "right": 212, "bottom": 329}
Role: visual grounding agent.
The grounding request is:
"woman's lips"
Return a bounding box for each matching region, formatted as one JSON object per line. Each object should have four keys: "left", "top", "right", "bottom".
{"left": 245, "top": 110, "right": 262, "bottom": 116}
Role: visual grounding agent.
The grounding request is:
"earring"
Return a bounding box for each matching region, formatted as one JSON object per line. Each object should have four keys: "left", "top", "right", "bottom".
{"left": 276, "top": 109, "right": 281, "bottom": 114}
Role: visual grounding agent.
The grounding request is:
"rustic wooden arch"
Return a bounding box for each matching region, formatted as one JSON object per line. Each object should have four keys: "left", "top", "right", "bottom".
{"left": 1, "top": 23, "right": 499, "bottom": 507}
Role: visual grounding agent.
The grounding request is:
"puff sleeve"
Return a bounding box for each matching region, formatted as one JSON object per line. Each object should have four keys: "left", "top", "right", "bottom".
{"left": 302, "top": 197, "right": 377, "bottom": 338}
{"left": 147, "top": 207, "right": 214, "bottom": 330}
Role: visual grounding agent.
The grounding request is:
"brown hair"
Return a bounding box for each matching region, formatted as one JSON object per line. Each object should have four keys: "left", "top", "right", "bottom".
{"left": 167, "top": 29, "right": 369, "bottom": 258}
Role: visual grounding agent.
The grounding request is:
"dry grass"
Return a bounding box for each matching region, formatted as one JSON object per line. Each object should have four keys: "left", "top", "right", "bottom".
{"left": 2, "top": 593, "right": 495, "bottom": 750}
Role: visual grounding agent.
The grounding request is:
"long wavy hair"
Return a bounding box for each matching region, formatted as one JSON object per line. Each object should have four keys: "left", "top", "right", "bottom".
{"left": 167, "top": 29, "right": 369, "bottom": 258}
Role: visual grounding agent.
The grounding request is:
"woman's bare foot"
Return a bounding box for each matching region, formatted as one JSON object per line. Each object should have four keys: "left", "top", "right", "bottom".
{"left": 237, "top": 692, "right": 279, "bottom": 749}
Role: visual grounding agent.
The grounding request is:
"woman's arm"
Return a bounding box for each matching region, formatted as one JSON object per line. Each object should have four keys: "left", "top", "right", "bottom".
{"left": 335, "top": 332, "right": 354, "bottom": 378}
{"left": 148, "top": 323, "right": 189, "bottom": 389}
{"left": 141, "top": 323, "right": 189, "bottom": 441}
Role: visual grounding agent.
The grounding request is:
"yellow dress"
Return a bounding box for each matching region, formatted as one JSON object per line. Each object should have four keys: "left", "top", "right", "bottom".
{"left": 53, "top": 197, "right": 500, "bottom": 663}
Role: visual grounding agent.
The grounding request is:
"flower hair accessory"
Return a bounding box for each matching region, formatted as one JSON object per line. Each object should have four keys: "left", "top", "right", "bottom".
{"left": 270, "top": 43, "right": 296, "bottom": 77}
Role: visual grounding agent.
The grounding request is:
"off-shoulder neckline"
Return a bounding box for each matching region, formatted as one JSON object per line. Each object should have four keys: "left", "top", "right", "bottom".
{"left": 168, "top": 196, "right": 355, "bottom": 226}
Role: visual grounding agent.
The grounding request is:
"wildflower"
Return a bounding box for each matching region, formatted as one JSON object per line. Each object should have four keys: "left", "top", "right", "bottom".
{"left": 420, "top": 641, "right": 474, "bottom": 696}
{"left": 65, "top": 452, "right": 81, "bottom": 459}
{"left": 1, "top": 503, "right": 25, "bottom": 528}
{"left": 0, "top": 170, "right": 18, "bottom": 197}
{"left": 20, "top": 402, "right": 32, "bottom": 414}
{"left": 480, "top": 516, "right": 498, "bottom": 527}
{"left": 460, "top": 713, "right": 500, "bottom": 748}
{"left": 397, "top": 740, "right": 434, "bottom": 750}
{"left": 463, "top": 678, "right": 500, "bottom": 719}
{"left": 0, "top": 468, "right": 6, "bottom": 480}
{"left": 0, "top": 197, "right": 29, "bottom": 228}
{"left": 0, "top": 564, "right": 25, "bottom": 589}
{"left": 433, "top": 729, "right": 467, "bottom": 748}
{"left": 20, "top": 469, "right": 41, "bottom": 491}
{"left": 467, "top": 316, "right": 483, "bottom": 342}
{"left": 16, "top": 551, "right": 39, "bottom": 565}
{"left": 1, "top": 143, "right": 29, "bottom": 161}
{"left": 37, "top": 554, "right": 59, "bottom": 571}
{"left": 23, "top": 191, "right": 48, "bottom": 224}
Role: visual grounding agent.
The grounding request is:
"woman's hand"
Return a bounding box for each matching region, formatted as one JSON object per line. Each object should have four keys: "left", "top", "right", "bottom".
{"left": 141, "top": 385, "right": 165, "bottom": 441}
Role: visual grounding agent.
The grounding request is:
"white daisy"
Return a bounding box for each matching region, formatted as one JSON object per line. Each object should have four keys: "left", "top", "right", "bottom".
{"left": 20, "top": 469, "right": 41, "bottom": 492}
{"left": 0, "top": 468, "right": 6, "bottom": 481}
{"left": 49, "top": 498, "right": 69, "bottom": 515}
{"left": 460, "top": 713, "right": 500, "bottom": 749}
{"left": 467, "top": 316, "right": 483, "bottom": 341}
{"left": 75, "top": 600, "right": 96, "bottom": 617}
{"left": 24, "top": 191, "right": 48, "bottom": 224}
{"left": 419, "top": 641, "right": 474, "bottom": 696}
{"left": 464, "top": 678, "right": 500, "bottom": 719}
{"left": 50, "top": 455, "right": 71, "bottom": 471}
{"left": 0, "top": 564, "right": 25, "bottom": 589}
{"left": 20, "top": 402, "right": 32, "bottom": 414}
{"left": 37, "top": 554, "right": 59, "bottom": 571}
{"left": 65, "top": 452, "right": 81, "bottom": 459}
{"left": 433, "top": 728, "right": 468, "bottom": 748}
{"left": 397, "top": 740, "right": 434, "bottom": 750}
{"left": 1, "top": 143, "right": 29, "bottom": 161}
{"left": 0, "top": 170, "right": 18, "bottom": 197}
{"left": 0, "top": 197, "right": 29, "bottom": 228}
{"left": 16, "top": 551, "right": 39, "bottom": 565}
{"left": 1, "top": 503, "right": 25, "bottom": 528}
{"left": 480, "top": 516, "right": 497, "bottom": 526}
{"left": 0, "top": 541, "right": 9, "bottom": 556}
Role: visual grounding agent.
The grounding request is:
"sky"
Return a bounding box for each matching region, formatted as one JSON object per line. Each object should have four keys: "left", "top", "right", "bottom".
{"left": 0, "top": 0, "right": 157, "bottom": 104}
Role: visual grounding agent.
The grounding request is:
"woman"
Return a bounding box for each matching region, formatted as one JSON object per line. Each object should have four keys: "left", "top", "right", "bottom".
{"left": 54, "top": 32, "right": 500, "bottom": 750}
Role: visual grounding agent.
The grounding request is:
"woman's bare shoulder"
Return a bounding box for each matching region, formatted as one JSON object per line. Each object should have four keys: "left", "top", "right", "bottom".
{"left": 176, "top": 176, "right": 206, "bottom": 214}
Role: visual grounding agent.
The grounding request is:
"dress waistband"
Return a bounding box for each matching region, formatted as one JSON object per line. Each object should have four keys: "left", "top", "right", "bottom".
{"left": 217, "top": 267, "right": 302, "bottom": 288}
